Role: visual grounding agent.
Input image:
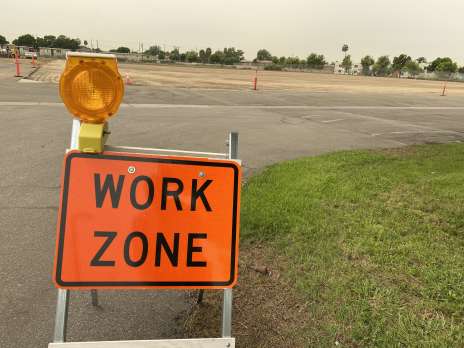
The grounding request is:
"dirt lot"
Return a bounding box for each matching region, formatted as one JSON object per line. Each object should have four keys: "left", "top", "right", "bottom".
{"left": 28, "top": 59, "right": 464, "bottom": 95}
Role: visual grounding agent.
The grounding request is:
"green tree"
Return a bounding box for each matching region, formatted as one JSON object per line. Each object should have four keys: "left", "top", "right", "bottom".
{"left": 206, "top": 48, "right": 243, "bottom": 65}
{"left": 46, "top": 35, "right": 57, "bottom": 45}
{"left": 199, "top": 49, "right": 207, "bottom": 63}
{"left": 279, "top": 56, "right": 286, "bottom": 65}
{"left": 257, "top": 49, "right": 273, "bottom": 61}
{"left": 145, "top": 45, "right": 162, "bottom": 56}
{"left": 417, "top": 57, "right": 427, "bottom": 64}
{"left": 158, "top": 51, "right": 166, "bottom": 60}
{"left": 198, "top": 49, "right": 208, "bottom": 63}
{"left": 459, "top": 66, "right": 464, "bottom": 74}
{"left": 272, "top": 56, "right": 279, "bottom": 64}
{"left": 0, "top": 35, "right": 8, "bottom": 45}
{"left": 427, "top": 58, "right": 441, "bottom": 72}
{"left": 13, "top": 34, "right": 36, "bottom": 47}
{"left": 264, "top": 64, "right": 283, "bottom": 71}
{"left": 392, "top": 54, "right": 411, "bottom": 75}
{"left": 373, "top": 55, "right": 391, "bottom": 76}
{"left": 83, "top": 40, "right": 88, "bottom": 46}
{"left": 427, "top": 57, "right": 457, "bottom": 73}
{"left": 223, "top": 47, "right": 244, "bottom": 65}
{"left": 360, "top": 55, "right": 375, "bottom": 75}
{"left": 185, "top": 50, "right": 199, "bottom": 63}
{"left": 436, "top": 60, "right": 458, "bottom": 74}
{"left": 198, "top": 47, "right": 212, "bottom": 63}
{"left": 342, "top": 54, "right": 353, "bottom": 73}
{"left": 342, "top": 44, "right": 349, "bottom": 57}
{"left": 404, "top": 60, "right": 423, "bottom": 77}
{"left": 286, "top": 56, "right": 300, "bottom": 66}
{"left": 36, "top": 35, "right": 56, "bottom": 48}
{"left": 53, "top": 35, "right": 80, "bottom": 50}
{"left": 169, "top": 48, "right": 180, "bottom": 61}
{"left": 306, "top": 53, "right": 326, "bottom": 69}
{"left": 110, "top": 46, "right": 130, "bottom": 53}
{"left": 209, "top": 50, "right": 225, "bottom": 64}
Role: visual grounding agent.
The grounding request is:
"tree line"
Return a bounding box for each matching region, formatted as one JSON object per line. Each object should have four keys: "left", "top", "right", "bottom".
{"left": 142, "top": 45, "right": 244, "bottom": 65}
{"left": 1, "top": 33, "right": 245, "bottom": 65}
{"left": 255, "top": 49, "right": 327, "bottom": 70}
{"left": 359, "top": 54, "right": 464, "bottom": 77}
{"left": 1, "top": 34, "right": 82, "bottom": 50}
{"left": 256, "top": 45, "right": 464, "bottom": 77}
{"left": 2, "top": 34, "right": 463, "bottom": 75}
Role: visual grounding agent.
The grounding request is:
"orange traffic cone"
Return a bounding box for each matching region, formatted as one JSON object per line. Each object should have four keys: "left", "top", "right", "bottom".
{"left": 31, "top": 54, "right": 37, "bottom": 68}
{"left": 253, "top": 69, "right": 258, "bottom": 90}
{"left": 14, "top": 53, "right": 22, "bottom": 77}
{"left": 441, "top": 81, "right": 447, "bottom": 96}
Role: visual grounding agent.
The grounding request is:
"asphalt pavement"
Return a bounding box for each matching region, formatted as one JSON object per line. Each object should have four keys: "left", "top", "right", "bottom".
{"left": 1, "top": 72, "right": 464, "bottom": 347}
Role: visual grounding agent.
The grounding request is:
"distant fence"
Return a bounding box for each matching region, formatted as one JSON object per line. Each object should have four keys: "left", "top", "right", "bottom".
{"left": 0, "top": 44, "right": 157, "bottom": 62}
{"left": 417, "top": 72, "right": 464, "bottom": 82}
{"left": 1, "top": 44, "right": 461, "bottom": 81}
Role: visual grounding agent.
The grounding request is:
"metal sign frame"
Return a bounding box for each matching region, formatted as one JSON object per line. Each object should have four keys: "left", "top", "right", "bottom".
{"left": 53, "top": 118, "right": 238, "bottom": 343}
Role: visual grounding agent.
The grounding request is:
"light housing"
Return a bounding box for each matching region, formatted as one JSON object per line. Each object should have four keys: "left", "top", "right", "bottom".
{"left": 59, "top": 52, "right": 124, "bottom": 124}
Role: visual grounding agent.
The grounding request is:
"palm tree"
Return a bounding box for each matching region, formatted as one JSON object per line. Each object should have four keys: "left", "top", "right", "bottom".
{"left": 342, "top": 44, "right": 349, "bottom": 58}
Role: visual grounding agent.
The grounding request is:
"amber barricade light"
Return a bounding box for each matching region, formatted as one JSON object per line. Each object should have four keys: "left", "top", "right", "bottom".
{"left": 59, "top": 52, "right": 124, "bottom": 152}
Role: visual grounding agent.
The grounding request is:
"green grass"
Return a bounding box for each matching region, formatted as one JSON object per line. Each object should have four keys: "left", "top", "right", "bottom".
{"left": 241, "top": 144, "right": 464, "bottom": 347}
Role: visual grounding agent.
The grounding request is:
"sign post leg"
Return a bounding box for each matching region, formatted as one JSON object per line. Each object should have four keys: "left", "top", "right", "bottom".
{"left": 70, "top": 119, "right": 102, "bottom": 308}
{"left": 196, "top": 290, "right": 204, "bottom": 304}
{"left": 228, "top": 132, "right": 239, "bottom": 160}
{"left": 91, "top": 289, "right": 99, "bottom": 307}
{"left": 221, "top": 289, "right": 233, "bottom": 337}
{"left": 198, "top": 131, "right": 239, "bottom": 312}
{"left": 221, "top": 131, "right": 238, "bottom": 337}
{"left": 53, "top": 118, "right": 80, "bottom": 342}
{"left": 69, "top": 118, "right": 80, "bottom": 150}
{"left": 53, "top": 289, "right": 70, "bottom": 342}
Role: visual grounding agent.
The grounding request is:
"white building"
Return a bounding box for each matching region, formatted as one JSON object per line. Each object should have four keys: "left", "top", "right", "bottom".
{"left": 399, "top": 62, "right": 428, "bottom": 78}
{"left": 334, "top": 61, "right": 363, "bottom": 75}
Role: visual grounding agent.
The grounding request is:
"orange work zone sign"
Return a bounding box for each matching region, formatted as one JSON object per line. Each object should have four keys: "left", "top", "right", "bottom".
{"left": 53, "top": 151, "right": 241, "bottom": 289}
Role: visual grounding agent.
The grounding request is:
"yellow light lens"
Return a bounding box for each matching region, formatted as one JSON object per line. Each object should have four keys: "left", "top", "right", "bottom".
{"left": 60, "top": 54, "right": 124, "bottom": 123}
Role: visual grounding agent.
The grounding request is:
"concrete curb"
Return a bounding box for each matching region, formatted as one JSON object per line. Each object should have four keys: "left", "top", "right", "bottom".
{"left": 21, "top": 64, "right": 42, "bottom": 81}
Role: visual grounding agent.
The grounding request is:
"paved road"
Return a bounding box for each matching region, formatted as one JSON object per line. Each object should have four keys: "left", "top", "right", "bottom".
{"left": 0, "top": 58, "right": 36, "bottom": 80}
{"left": 1, "top": 77, "right": 464, "bottom": 347}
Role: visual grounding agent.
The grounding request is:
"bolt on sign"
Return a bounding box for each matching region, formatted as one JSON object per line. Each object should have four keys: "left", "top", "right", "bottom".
{"left": 53, "top": 151, "right": 241, "bottom": 289}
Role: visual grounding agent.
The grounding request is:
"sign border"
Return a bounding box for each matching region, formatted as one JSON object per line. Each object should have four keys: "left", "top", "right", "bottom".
{"left": 55, "top": 152, "right": 240, "bottom": 288}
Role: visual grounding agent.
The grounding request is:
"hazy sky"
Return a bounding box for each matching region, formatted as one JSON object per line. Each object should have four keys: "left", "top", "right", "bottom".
{"left": 3, "top": 0, "right": 464, "bottom": 63}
